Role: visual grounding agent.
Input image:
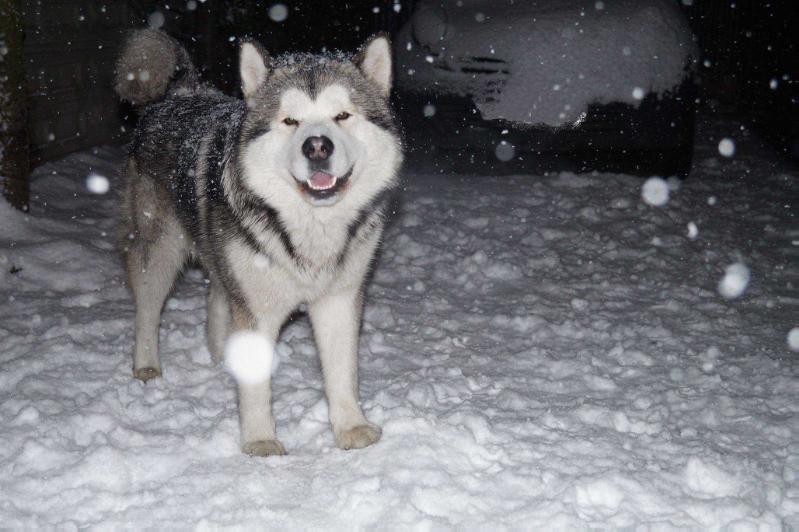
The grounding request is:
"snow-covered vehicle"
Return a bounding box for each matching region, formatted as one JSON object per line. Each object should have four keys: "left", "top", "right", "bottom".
{"left": 395, "top": 0, "right": 699, "bottom": 176}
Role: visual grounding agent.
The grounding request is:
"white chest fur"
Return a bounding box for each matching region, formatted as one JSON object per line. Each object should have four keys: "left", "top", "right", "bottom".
{"left": 226, "top": 214, "right": 382, "bottom": 317}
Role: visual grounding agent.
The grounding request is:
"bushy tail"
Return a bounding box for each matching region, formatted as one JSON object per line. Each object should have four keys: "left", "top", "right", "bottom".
{"left": 114, "top": 29, "right": 199, "bottom": 106}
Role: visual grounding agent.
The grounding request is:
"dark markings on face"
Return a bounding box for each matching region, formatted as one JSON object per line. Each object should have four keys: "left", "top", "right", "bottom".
{"left": 243, "top": 55, "right": 399, "bottom": 137}
{"left": 306, "top": 68, "right": 317, "bottom": 100}
{"left": 240, "top": 123, "right": 270, "bottom": 146}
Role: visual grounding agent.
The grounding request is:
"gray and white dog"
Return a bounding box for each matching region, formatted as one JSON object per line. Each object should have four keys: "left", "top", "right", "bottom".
{"left": 115, "top": 30, "right": 402, "bottom": 456}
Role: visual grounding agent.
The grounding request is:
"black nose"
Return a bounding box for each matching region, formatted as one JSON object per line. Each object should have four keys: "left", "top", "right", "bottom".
{"left": 302, "top": 135, "right": 334, "bottom": 161}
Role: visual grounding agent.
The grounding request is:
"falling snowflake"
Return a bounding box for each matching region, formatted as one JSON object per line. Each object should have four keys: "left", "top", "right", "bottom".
{"left": 632, "top": 87, "right": 645, "bottom": 100}
{"left": 717, "top": 263, "right": 750, "bottom": 299}
{"left": 718, "top": 138, "right": 735, "bottom": 157}
{"left": 423, "top": 104, "right": 436, "bottom": 118}
{"left": 788, "top": 328, "right": 799, "bottom": 351}
{"left": 86, "top": 173, "right": 110, "bottom": 194}
{"left": 495, "top": 141, "right": 515, "bottom": 162}
{"left": 641, "top": 177, "right": 669, "bottom": 206}
{"left": 147, "top": 11, "right": 165, "bottom": 29}
{"left": 769, "top": 79, "right": 778, "bottom": 90}
{"left": 268, "top": 3, "right": 289, "bottom": 23}
{"left": 225, "top": 331, "right": 275, "bottom": 384}
{"left": 687, "top": 222, "right": 698, "bottom": 239}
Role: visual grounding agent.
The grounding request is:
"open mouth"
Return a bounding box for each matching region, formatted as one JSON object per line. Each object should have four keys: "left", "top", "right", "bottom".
{"left": 295, "top": 168, "right": 352, "bottom": 201}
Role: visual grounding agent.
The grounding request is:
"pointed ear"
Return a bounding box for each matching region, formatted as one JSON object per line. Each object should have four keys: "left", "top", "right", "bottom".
{"left": 357, "top": 34, "right": 392, "bottom": 97}
{"left": 240, "top": 40, "right": 269, "bottom": 102}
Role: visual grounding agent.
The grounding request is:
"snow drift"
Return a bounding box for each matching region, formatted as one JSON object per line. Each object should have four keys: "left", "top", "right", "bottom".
{"left": 396, "top": 0, "right": 698, "bottom": 126}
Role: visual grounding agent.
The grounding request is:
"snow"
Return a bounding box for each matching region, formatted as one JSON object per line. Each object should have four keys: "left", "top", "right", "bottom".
{"left": 225, "top": 332, "right": 275, "bottom": 384}
{"left": 147, "top": 11, "right": 165, "bottom": 30}
{"left": 0, "top": 120, "right": 797, "bottom": 528}
{"left": 641, "top": 176, "right": 670, "bottom": 206}
{"left": 718, "top": 137, "right": 736, "bottom": 157}
{"left": 396, "top": 0, "right": 697, "bottom": 126}
{"left": 717, "top": 263, "right": 751, "bottom": 299}
{"left": 687, "top": 221, "right": 698, "bottom": 239}
{"left": 85, "top": 173, "right": 110, "bottom": 194}
{"left": 789, "top": 328, "right": 799, "bottom": 351}
{"left": 494, "top": 140, "right": 515, "bottom": 162}
{"left": 268, "top": 3, "right": 289, "bottom": 23}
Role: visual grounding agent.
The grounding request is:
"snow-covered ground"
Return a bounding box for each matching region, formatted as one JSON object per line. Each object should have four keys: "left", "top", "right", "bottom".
{"left": 1, "top": 118, "right": 797, "bottom": 528}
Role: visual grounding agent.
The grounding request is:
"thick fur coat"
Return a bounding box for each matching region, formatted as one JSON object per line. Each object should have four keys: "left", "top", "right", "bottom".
{"left": 115, "top": 30, "right": 402, "bottom": 456}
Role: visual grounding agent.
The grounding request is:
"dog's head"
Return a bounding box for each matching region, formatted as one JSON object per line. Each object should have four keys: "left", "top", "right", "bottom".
{"left": 238, "top": 36, "right": 402, "bottom": 208}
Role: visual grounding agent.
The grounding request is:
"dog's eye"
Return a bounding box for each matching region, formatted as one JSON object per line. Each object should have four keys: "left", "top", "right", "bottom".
{"left": 282, "top": 117, "right": 298, "bottom": 126}
{"left": 334, "top": 111, "right": 351, "bottom": 122}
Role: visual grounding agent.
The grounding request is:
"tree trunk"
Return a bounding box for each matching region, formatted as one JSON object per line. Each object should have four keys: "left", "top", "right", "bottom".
{"left": 0, "top": 0, "right": 29, "bottom": 211}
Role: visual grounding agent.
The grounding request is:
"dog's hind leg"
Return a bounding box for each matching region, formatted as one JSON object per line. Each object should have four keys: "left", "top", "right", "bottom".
{"left": 121, "top": 165, "right": 190, "bottom": 382}
{"left": 206, "top": 279, "right": 230, "bottom": 363}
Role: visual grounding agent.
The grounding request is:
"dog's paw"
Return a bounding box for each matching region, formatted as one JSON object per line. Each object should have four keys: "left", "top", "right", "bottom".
{"left": 242, "top": 439, "right": 286, "bottom": 457}
{"left": 133, "top": 367, "right": 161, "bottom": 382}
{"left": 335, "top": 424, "right": 382, "bottom": 450}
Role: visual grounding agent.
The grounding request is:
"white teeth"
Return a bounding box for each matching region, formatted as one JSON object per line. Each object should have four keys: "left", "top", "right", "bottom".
{"left": 308, "top": 176, "right": 337, "bottom": 191}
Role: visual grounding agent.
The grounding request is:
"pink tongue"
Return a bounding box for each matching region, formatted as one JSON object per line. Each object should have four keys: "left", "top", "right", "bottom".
{"left": 308, "top": 171, "right": 336, "bottom": 190}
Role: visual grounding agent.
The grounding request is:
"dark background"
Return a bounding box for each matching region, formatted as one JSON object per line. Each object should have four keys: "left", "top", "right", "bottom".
{"left": 683, "top": 0, "right": 797, "bottom": 160}
{"left": 15, "top": 0, "right": 799, "bottom": 165}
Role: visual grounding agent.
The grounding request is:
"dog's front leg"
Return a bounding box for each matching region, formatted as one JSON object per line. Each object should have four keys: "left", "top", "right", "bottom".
{"left": 231, "top": 303, "right": 287, "bottom": 457}
{"left": 309, "top": 289, "right": 381, "bottom": 450}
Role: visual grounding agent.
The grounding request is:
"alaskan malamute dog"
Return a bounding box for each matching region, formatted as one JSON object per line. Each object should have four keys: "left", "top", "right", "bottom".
{"left": 115, "top": 30, "right": 402, "bottom": 456}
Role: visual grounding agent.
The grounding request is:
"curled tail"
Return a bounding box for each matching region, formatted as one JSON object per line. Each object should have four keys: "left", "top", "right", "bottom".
{"left": 114, "top": 29, "right": 199, "bottom": 106}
